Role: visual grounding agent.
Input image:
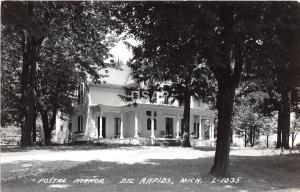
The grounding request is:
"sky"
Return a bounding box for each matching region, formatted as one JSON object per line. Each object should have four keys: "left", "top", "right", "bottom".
{"left": 101, "top": 38, "right": 137, "bottom": 85}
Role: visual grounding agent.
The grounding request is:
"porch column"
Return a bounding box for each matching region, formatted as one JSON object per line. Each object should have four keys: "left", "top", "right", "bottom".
{"left": 151, "top": 118, "right": 155, "bottom": 138}
{"left": 86, "top": 107, "right": 97, "bottom": 138}
{"left": 99, "top": 111, "right": 103, "bottom": 139}
{"left": 198, "top": 115, "right": 202, "bottom": 140}
{"left": 134, "top": 110, "right": 139, "bottom": 138}
{"left": 209, "top": 117, "right": 214, "bottom": 140}
{"left": 120, "top": 113, "right": 124, "bottom": 139}
{"left": 176, "top": 114, "right": 180, "bottom": 139}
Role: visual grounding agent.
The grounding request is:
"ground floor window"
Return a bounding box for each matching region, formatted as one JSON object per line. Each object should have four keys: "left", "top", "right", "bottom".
{"left": 147, "top": 118, "right": 151, "bottom": 130}
{"left": 193, "top": 122, "right": 199, "bottom": 139}
{"left": 204, "top": 120, "right": 210, "bottom": 139}
{"left": 154, "top": 118, "right": 157, "bottom": 130}
{"left": 147, "top": 118, "right": 157, "bottom": 131}
{"left": 115, "top": 118, "right": 121, "bottom": 137}
{"left": 165, "top": 117, "right": 173, "bottom": 138}
{"left": 77, "top": 116, "right": 83, "bottom": 133}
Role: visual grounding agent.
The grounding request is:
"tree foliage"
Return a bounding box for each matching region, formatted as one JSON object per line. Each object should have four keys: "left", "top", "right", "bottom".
{"left": 1, "top": 1, "right": 121, "bottom": 145}
{"left": 115, "top": 2, "right": 217, "bottom": 147}
{"left": 244, "top": 2, "right": 300, "bottom": 149}
{"left": 114, "top": 2, "right": 288, "bottom": 176}
{"left": 233, "top": 83, "right": 277, "bottom": 147}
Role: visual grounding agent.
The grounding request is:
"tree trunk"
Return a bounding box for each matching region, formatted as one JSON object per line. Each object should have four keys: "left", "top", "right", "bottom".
{"left": 19, "top": 2, "right": 44, "bottom": 147}
{"left": 253, "top": 130, "right": 255, "bottom": 147}
{"left": 291, "top": 132, "right": 295, "bottom": 150}
{"left": 281, "top": 90, "right": 291, "bottom": 149}
{"left": 276, "top": 107, "right": 283, "bottom": 148}
{"left": 41, "top": 111, "right": 50, "bottom": 145}
{"left": 210, "top": 83, "right": 235, "bottom": 176}
{"left": 230, "top": 128, "right": 233, "bottom": 145}
{"left": 250, "top": 130, "right": 255, "bottom": 147}
{"left": 41, "top": 108, "right": 57, "bottom": 146}
{"left": 244, "top": 130, "right": 247, "bottom": 147}
{"left": 249, "top": 130, "right": 253, "bottom": 147}
{"left": 20, "top": 46, "right": 36, "bottom": 146}
{"left": 50, "top": 108, "right": 58, "bottom": 134}
{"left": 182, "top": 90, "right": 191, "bottom": 147}
{"left": 32, "top": 112, "right": 37, "bottom": 143}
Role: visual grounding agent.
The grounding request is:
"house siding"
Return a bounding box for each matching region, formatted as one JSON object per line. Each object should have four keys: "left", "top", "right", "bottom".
{"left": 55, "top": 83, "right": 216, "bottom": 144}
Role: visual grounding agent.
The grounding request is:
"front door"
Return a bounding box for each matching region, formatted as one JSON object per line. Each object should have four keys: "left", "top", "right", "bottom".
{"left": 193, "top": 122, "right": 199, "bottom": 139}
{"left": 102, "top": 117, "right": 106, "bottom": 138}
{"left": 165, "top": 117, "right": 173, "bottom": 138}
{"left": 97, "top": 117, "right": 100, "bottom": 138}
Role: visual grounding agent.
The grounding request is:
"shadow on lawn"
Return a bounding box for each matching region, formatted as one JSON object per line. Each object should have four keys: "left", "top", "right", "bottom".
{"left": 1, "top": 153, "right": 300, "bottom": 192}
{"left": 194, "top": 146, "right": 216, "bottom": 151}
{"left": 1, "top": 144, "right": 217, "bottom": 153}
{"left": 0, "top": 144, "right": 147, "bottom": 153}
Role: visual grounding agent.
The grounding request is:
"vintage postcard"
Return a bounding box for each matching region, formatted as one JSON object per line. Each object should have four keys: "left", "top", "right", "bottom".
{"left": 1, "top": 1, "right": 300, "bottom": 192}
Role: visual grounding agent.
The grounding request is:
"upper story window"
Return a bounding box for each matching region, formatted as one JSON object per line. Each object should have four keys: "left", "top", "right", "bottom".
{"left": 78, "top": 84, "right": 84, "bottom": 104}
{"left": 146, "top": 111, "right": 151, "bottom": 116}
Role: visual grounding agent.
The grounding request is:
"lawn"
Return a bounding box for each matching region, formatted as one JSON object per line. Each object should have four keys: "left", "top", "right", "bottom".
{"left": 1, "top": 145, "right": 300, "bottom": 192}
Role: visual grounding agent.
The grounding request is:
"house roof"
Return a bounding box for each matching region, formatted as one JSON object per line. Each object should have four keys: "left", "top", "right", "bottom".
{"left": 89, "top": 83, "right": 124, "bottom": 90}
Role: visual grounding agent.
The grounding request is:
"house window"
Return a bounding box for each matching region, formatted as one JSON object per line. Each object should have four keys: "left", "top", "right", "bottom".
{"left": 147, "top": 118, "right": 157, "bottom": 130}
{"left": 146, "top": 111, "right": 151, "bottom": 116}
{"left": 147, "top": 118, "right": 151, "bottom": 130}
{"left": 115, "top": 118, "right": 121, "bottom": 136}
{"left": 154, "top": 111, "right": 157, "bottom": 117}
{"left": 60, "top": 125, "right": 63, "bottom": 131}
{"left": 78, "top": 84, "right": 84, "bottom": 104}
{"left": 77, "top": 116, "right": 83, "bottom": 132}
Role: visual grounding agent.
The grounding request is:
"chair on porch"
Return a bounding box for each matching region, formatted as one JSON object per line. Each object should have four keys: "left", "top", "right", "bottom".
{"left": 160, "top": 130, "right": 166, "bottom": 138}
{"left": 114, "top": 135, "right": 120, "bottom": 139}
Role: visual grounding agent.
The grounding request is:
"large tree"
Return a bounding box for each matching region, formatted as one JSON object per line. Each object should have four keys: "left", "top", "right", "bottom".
{"left": 257, "top": 2, "right": 300, "bottom": 149}
{"left": 2, "top": 1, "right": 45, "bottom": 146}
{"left": 233, "top": 83, "right": 277, "bottom": 148}
{"left": 203, "top": 2, "right": 267, "bottom": 176}
{"left": 116, "top": 2, "right": 216, "bottom": 147}
{"left": 1, "top": 1, "right": 120, "bottom": 146}
{"left": 1, "top": 29, "right": 23, "bottom": 127}
{"left": 36, "top": 40, "right": 78, "bottom": 145}
{"left": 116, "top": 2, "right": 268, "bottom": 176}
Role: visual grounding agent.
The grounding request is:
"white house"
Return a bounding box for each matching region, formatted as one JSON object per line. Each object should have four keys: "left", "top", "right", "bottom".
{"left": 54, "top": 82, "right": 215, "bottom": 146}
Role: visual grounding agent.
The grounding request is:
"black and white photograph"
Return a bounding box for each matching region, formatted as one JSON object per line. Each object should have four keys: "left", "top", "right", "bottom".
{"left": 1, "top": 1, "right": 300, "bottom": 192}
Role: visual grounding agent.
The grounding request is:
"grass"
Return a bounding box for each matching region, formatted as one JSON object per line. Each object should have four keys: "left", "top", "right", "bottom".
{"left": 1, "top": 146, "right": 300, "bottom": 192}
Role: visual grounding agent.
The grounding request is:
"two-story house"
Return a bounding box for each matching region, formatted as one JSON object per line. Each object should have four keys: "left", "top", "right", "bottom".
{"left": 53, "top": 82, "right": 216, "bottom": 146}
